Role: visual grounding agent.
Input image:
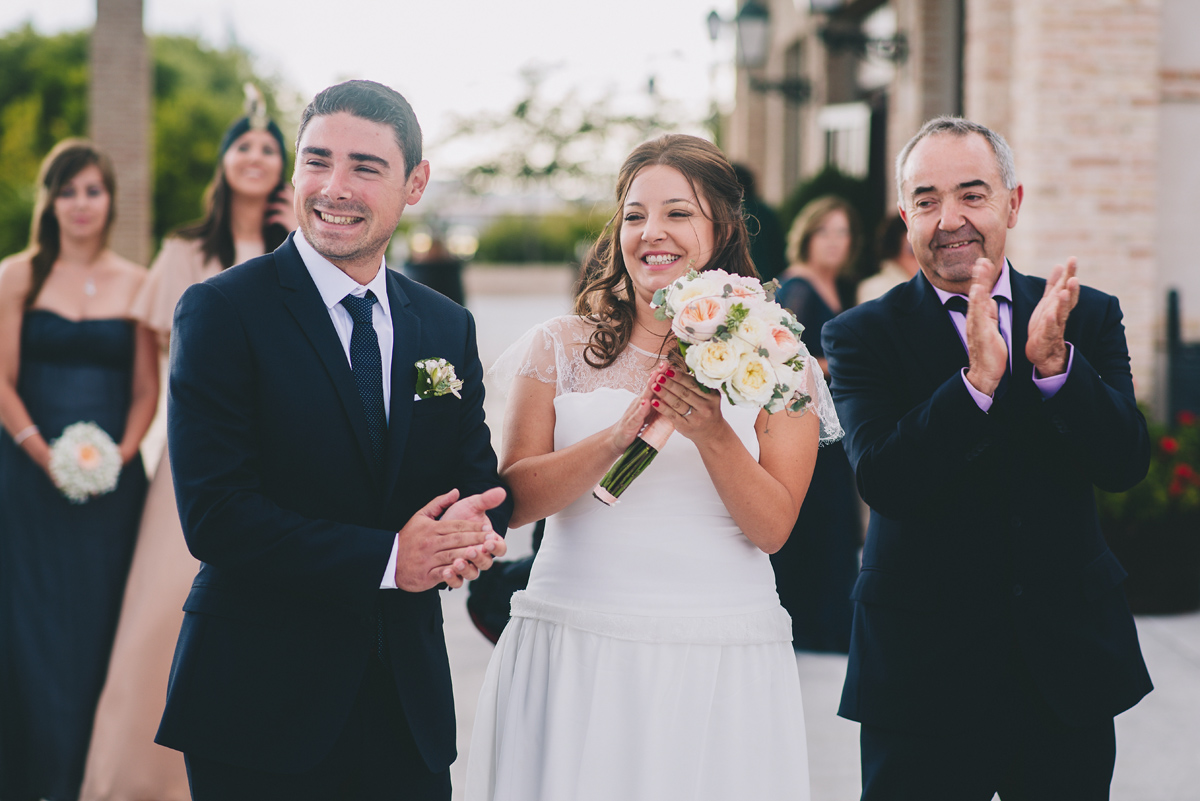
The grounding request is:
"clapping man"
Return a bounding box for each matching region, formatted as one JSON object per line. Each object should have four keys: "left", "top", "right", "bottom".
{"left": 823, "top": 116, "right": 1153, "bottom": 800}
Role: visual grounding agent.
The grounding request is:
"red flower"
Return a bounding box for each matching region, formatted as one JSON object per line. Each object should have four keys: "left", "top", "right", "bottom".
{"left": 1169, "top": 479, "right": 1184, "bottom": 497}
{"left": 1160, "top": 437, "right": 1180, "bottom": 455}
{"left": 1178, "top": 410, "right": 1198, "bottom": 426}
{"left": 1175, "top": 463, "right": 1199, "bottom": 483}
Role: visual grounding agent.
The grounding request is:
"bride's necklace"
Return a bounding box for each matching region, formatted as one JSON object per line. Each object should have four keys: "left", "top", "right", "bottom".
{"left": 83, "top": 275, "right": 97, "bottom": 296}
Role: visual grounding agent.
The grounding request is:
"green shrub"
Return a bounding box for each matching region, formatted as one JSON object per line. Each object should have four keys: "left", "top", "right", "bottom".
{"left": 475, "top": 210, "right": 609, "bottom": 263}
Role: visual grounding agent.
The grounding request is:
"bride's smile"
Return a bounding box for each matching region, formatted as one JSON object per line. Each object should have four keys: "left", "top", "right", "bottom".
{"left": 619, "top": 163, "right": 716, "bottom": 303}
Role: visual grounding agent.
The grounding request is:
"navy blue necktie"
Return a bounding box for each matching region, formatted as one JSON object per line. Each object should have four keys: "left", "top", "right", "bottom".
{"left": 340, "top": 292, "right": 387, "bottom": 471}
{"left": 945, "top": 294, "right": 1010, "bottom": 397}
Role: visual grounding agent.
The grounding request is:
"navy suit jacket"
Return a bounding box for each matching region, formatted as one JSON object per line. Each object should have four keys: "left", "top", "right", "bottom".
{"left": 822, "top": 267, "right": 1152, "bottom": 734}
{"left": 156, "top": 235, "right": 510, "bottom": 773}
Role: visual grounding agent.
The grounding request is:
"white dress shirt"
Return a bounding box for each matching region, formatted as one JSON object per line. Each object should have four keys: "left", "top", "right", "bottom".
{"left": 293, "top": 232, "right": 402, "bottom": 588}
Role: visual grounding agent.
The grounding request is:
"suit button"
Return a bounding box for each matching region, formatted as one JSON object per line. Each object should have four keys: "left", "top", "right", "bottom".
{"left": 1011, "top": 515, "right": 1022, "bottom": 530}
{"left": 1012, "top": 584, "right": 1024, "bottom": 597}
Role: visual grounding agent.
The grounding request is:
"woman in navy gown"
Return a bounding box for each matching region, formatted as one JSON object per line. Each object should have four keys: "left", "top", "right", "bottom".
{"left": 773, "top": 196, "right": 864, "bottom": 653}
{"left": 0, "top": 140, "right": 157, "bottom": 801}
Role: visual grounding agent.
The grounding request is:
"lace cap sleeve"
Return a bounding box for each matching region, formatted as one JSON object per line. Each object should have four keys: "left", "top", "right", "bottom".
{"left": 796, "top": 342, "right": 844, "bottom": 446}
{"left": 487, "top": 316, "right": 578, "bottom": 396}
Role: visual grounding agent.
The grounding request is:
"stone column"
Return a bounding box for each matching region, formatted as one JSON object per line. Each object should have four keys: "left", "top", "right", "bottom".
{"left": 90, "top": 0, "right": 152, "bottom": 266}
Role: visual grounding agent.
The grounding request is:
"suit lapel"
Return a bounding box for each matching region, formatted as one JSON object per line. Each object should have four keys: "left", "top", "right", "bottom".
{"left": 276, "top": 236, "right": 376, "bottom": 473}
{"left": 895, "top": 272, "right": 970, "bottom": 395}
{"left": 383, "top": 270, "right": 418, "bottom": 502}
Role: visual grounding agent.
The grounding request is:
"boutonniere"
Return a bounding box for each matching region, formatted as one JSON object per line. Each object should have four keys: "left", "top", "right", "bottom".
{"left": 414, "top": 358, "right": 464, "bottom": 400}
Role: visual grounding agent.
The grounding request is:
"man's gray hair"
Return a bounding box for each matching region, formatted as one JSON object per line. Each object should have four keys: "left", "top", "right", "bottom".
{"left": 895, "top": 117, "right": 1018, "bottom": 207}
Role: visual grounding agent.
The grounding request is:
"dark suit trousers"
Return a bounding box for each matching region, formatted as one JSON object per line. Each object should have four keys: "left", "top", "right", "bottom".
{"left": 184, "top": 653, "right": 450, "bottom": 801}
{"left": 859, "top": 650, "right": 1116, "bottom": 801}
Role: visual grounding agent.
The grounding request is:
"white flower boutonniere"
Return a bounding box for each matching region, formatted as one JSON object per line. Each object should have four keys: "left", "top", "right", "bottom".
{"left": 48, "top": 421, "right": 122, "bottom": 504}
{"left": 414, "top": 358, "right": 464, "bottom": 400}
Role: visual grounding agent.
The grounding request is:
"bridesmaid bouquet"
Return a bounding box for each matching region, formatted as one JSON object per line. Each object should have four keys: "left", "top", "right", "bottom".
{"left": 48, "top": 422, "right": 122, "bottom": 504}
{"left": 594, "top": 269, "right": 811, "bottom": 505}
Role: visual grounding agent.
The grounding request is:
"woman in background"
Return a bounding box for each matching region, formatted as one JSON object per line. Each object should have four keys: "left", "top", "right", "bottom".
{"left": 0, "top": 139, "right": 156, "bottom": 801}
{"left": 857, "top": 213, "right": 919, "bottom": 304}
{"left": 772, "top": 195, "right": 864, "bottom": 653}
{"left": 81, "top": 91, "right": 294, "bottom": 801}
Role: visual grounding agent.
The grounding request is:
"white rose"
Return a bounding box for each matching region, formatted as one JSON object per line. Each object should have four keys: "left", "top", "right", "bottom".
{"left": 733, "top": 310, "right": 769, "bottom": 351}
{"left": 727, "top": 352, "right": 779, "bottom": 407}
{"left": 775, "top": 361, "right": 812, "bottom": 413}
{"left": 685, "top": 339, "right": 742, "bottom": 388}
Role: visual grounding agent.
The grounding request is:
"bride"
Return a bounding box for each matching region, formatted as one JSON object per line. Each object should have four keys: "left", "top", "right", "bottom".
{"left": 465, "top": 134, "right": 841, "bottom": 800}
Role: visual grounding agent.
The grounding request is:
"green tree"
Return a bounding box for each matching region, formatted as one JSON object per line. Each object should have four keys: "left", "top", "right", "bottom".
{"left": 0, "top": 24, "right": 292, "bottom": 260}
{"left": 444, "top": 65, "right": 680, "bottom": 201}
{"left": 151, "top": 35, "right": 293, "bottom": 241}
{"left": 0, "top": 25, "right": 89, "bottom": 258}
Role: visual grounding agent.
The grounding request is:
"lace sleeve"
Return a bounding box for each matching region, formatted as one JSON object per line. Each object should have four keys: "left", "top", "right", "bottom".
{"left": 796, "top": 343, "right": 844, "bottom": 446}
{"left": 487, "top": 316, "right": 577, "bottom": 396}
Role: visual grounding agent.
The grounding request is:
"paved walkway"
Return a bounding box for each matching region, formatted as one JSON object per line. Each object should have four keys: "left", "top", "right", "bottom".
{"left": 445, "top": 265, "right": 1200, "bottom": 801}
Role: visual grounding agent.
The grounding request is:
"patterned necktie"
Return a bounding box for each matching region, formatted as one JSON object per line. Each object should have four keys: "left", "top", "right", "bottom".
{"left": 944, "top": 294, "right": 1010, "bottom": 396}
{"left": 340, "top": 291, "right": 386, "bottom": 470}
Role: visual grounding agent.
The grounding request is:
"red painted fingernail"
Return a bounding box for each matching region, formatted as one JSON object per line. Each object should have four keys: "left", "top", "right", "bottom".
{"left": 653, "top": 384, "right": 661, "bottom": 391}
{"left": 666, "top": 370, "right": 675, "bottom": 377}
{"left": 652, "top": 400, "right": 660, "bottom": 407}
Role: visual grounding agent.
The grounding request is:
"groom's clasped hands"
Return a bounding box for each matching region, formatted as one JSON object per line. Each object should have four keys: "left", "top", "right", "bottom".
{"left": 394, "top": 486, "right": 509, "bottom": 592}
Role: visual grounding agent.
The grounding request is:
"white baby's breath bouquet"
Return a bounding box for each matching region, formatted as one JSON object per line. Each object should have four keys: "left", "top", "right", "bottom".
{"left": 48, "top": 421, "right": 122, "bottom": 504}
{"left": 594, "top": 269, "right": 813, "bottom": 505}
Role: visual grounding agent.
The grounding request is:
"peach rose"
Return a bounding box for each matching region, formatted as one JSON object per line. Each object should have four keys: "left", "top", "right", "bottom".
{"left": 671, "top": 296, "right": 727, "bottom": 343}
{"left": 762, "top": 323, "right": 801, "bottom": 364}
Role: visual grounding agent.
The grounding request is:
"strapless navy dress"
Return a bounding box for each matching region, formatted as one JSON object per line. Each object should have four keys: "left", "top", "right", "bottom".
{"left": 0, "top": 310, "right": 147, "bottom": 801}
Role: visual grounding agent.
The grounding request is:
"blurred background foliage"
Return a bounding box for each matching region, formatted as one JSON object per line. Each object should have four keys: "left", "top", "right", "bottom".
{"left": 474, "top": 209, "right": 610, "bottom": 264}
{"left": 0, "top": 24, "right": 291, "bottom": 260}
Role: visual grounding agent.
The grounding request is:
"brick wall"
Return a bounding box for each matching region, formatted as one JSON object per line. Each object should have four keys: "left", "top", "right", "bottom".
{"left": 1002, "top": 0, "right": 1161, "bottom": 398}
{"left": 89, "top": 0, "right": 152, "bottom": 267}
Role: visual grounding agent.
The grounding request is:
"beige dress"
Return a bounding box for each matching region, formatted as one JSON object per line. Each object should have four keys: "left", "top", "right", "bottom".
{"left": 856, "top": 259, "right": 912, "bottom": 304}
{"left": 80, "top": 238, "right": 243, "bottom": 801}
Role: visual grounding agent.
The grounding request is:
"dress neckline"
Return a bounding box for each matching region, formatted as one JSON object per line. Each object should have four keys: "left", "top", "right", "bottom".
{"left": 27, "top": 307, "right": 130, "bottom": 325}
{"left": 626, "top": 341, "right": 669, "bottom": 359}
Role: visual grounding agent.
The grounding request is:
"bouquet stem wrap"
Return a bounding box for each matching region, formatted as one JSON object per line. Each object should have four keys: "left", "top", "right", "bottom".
{"left": 593, "top": 416, "right": 675, "bottom": 506}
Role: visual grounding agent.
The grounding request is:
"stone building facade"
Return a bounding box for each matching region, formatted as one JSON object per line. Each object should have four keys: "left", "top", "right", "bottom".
{"left": 89, "top": 0, "right": 151, "bottom": 267}
{"left": 724, "top": 0, "right": 1200, "bottom": 410}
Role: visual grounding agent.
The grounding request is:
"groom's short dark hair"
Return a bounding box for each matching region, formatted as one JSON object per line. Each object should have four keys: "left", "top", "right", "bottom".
{"left": 296, "top": 80, "right": 423, "bottom": 178}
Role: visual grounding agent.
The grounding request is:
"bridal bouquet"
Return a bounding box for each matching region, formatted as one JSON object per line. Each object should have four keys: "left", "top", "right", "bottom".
{"left": 48, "top": 421, "right": 122, "bottom": 504}
{"left": 594, "top": 269, "right": 812, "bottom": 505}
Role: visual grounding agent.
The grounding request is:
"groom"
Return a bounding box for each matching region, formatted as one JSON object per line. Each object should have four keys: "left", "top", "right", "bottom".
{"left": 823, "top": 117, "right": 1152, "bottom": 799}
{"left": 157, "top": 80, "right": 511, "bottom": 800}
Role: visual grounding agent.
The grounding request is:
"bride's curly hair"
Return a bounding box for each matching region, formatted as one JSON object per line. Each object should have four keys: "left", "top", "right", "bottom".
{"left": 575, "top": 134, "right": 758, "bottom": 368}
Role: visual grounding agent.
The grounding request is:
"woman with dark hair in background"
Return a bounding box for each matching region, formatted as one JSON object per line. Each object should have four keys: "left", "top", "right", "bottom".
{"left": 772, "top": 195, "right": 864, "bottom": 653}
{"left": 80, "top": 90, "right": 294, "bottom": 801}
{"left": 0, "top": 139, "right": 156, "bottom": 801}
{"left": 466, "top": 134, "right": 841, "bottom": 800}
{"left": 857, "top": 213, "right": 920, "bottom": 304}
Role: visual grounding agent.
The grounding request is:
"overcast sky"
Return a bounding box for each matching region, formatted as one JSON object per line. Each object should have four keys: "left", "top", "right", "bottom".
{"left": 2, "top": 0, "right": 739, "bottom": 172}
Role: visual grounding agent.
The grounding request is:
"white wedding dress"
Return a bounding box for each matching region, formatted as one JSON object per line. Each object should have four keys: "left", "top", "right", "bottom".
{"left": 465, "top": 316, "right": 834, "bottom": 801}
